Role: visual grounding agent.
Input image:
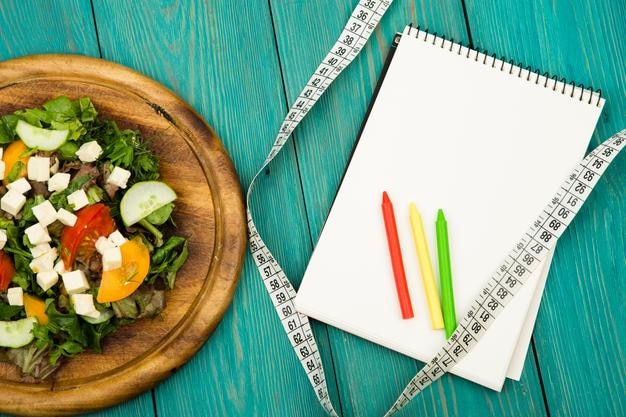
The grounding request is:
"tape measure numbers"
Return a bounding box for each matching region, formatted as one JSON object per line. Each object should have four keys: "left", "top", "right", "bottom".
{"left": 248, "top": 2, "right": 394, "bottom": 415}
{"left": 383, "top": 131, "right": 624, "bottom": 415}
{"left": 245, "top": 0, "right": 625, "bottom": 415}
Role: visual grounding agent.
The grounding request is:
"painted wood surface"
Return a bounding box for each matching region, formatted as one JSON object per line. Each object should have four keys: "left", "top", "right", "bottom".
{"left": 0, "top": 2, "right": 156, "bottom": 417}
{"left": 464, "top": 1, "right": 626, "bottom": 416}
{"left": 0, "top": 54, "right": 246, "bottom": 416}
{"left": 91, "top": 1, "right": 342, "bottom": 416}
{"left": 268, "top": 1, "right": 547, "bottom": 416}
{"left": 0, "top": 0, "right": 624, "bottom": 416}
{"left": 0, "top": 0, "right": 99, "bottom": 58}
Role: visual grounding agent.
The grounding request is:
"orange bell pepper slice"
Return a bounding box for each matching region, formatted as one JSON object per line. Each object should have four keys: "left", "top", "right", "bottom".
{"left": 23, "top": 294, "right": 48, "bottom": 325}
{"left": 2, "top": 140, "right": 29, "bottom": 184}
{"left": 97, "top": 238, "right": 150, "bottom": 303}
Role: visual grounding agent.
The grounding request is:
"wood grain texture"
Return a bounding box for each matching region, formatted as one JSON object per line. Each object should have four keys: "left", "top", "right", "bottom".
{"left": 0, "top": 0, "right": 99, "bottom": 59}
{"left": 0, "top": 55, "right": 246, "bottom": 416}
{"left": 0, "top": 0, "right": 620, "bottom": 416}
{"left": 269, "top": 1, "right": 547, "bottom": 416}
{"left": 91, "top": 1, "right": 343, "bottom": 416}
{"left": 464, "top": 0, "right": 626, "bottom": 416}
{"left": 0, "top": 2, "right": 156, "bottom": 416}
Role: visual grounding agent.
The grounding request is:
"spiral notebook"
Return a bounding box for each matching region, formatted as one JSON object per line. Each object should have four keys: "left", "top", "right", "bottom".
{"left": 295, "top": 26, "right": 604, "bottom": 390}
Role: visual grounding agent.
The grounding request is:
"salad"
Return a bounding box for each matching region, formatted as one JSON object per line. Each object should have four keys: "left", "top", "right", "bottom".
{"left": 0, "top": 96, "right": 188, "bottom": 380}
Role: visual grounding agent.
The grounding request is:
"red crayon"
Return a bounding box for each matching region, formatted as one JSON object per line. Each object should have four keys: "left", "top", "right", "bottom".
{"left": 381, "top": 191, "right": 414, "bottom": 319}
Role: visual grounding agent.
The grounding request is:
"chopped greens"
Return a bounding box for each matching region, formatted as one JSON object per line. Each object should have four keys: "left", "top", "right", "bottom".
{"left": 0, "top": 302, "right": 24, "bottom": 321}
{"left": 87, "top": 119, "right": 159, "bottom": 181}
{"left": 111, "top": 286, "right": 165, "bottom": 320}
{"left": 57, "top": 141, "right": 79, "bottom": 160}
{"left": 148, "top": 236, "right": 188, "bottom": 289}
{"left": 6, "top": 161, "right": 24, "bottom": 183}
{"left": 0, "top": 97, "right": 188, "bottom": 380}
{"left": 138, "top": 218, "right": 164, "bottom": 247}
{"left": 144, "top": 203, "right": 173, "bottom": 226}
{"left": 13, "top": 96, "right": 97, "bottom": 140}
{"left": 3, "top": 344, "right": 60, "bottom": 379}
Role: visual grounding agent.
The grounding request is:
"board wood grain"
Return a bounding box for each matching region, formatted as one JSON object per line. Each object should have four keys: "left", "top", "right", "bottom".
{"left": 90, "top": 1, "right": 338, "bottom": 416}
{"left": 465, "top": 1, "right": 626, "bottom": 416}
{"left": 0, "top": 54, "right": 246, "bottom": 416}
{"left": 0, "top": 2, "right": 158, "bottom": 415}
{"left": 269, "top": 1, "right": 548, "bottom": 416}
{"left": 0, "top": 0, "right": 616, "bottom": 416}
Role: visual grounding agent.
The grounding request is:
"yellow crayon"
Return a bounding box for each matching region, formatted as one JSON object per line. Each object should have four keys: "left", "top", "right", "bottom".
{"left": 409, "top": 203, "right": 444, "bottom": 329}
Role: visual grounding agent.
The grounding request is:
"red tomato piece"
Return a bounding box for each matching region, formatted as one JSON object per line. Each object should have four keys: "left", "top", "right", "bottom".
{"left": 0, "top": 250, "right": 15, "bottom": 291}
{"left": 60, "top": 203, "right": 116, "bottom": 270}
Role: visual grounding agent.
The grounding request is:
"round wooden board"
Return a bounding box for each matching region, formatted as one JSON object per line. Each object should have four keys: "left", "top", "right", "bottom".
{"left": 0, "top": 55, "right": 246, "bottom": 416}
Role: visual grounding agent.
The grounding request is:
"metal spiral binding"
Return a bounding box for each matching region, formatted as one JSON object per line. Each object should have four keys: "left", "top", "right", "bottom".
{"left": 405, "top": 25, "right": 602, "bottom": 105}
{"left": 247, "top": 7, "right": 615, "bottom": 414}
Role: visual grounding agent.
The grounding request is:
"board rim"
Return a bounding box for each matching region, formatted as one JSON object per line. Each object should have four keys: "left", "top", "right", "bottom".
{"left": 0, "top": 54, "right": 247, "bottom": 416}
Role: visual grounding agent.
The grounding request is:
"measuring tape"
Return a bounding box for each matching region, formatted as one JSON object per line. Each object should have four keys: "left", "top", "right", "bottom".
{"left": 381, "top": 130, "right": 624, "bottom": 415}
{"left": 247, "top": 2, "right": 394, "bottom": 415}
{"left": 245, "top": 1, "right": 625, "bottom": 415}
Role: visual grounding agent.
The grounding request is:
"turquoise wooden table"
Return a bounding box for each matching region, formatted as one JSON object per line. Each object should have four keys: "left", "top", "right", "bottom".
{"left": 0, "top": 1, "right": 623, "bottom": 416}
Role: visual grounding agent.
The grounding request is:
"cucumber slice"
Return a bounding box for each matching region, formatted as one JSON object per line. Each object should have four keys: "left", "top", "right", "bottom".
{"left": 0, "top": 317, "right": 36, "bottom": 348}
{"left": 15, "top": 119, "right": 69, "bottom": 151}
{"left": 82, "top": 309, "right": 114, "bottom": 324}
{"left": 120, "top": 181, "right": 177, "bottom": 226}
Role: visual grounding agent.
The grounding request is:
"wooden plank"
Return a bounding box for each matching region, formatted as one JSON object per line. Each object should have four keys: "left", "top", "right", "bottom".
{"left": 464, "top": 1, "right": 626, "bottom": 416}
{"left": 91, "top": 0, "right": 342, "bottom": 415}
{"left": 0, "top": 0, "right": 99, "bottom": 58}
{"left": 0, "top": 2, "right": 155, "bottom": 416}
{"left": 269, "top": 0, "right": 547, "bottom": 416}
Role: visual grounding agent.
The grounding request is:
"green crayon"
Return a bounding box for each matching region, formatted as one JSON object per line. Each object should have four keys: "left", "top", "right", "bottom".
{"left": 436, "top": 209, "right": 457, "bottom": 338}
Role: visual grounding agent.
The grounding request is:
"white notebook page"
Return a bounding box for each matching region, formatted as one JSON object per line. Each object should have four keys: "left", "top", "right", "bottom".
{"left": 296, "top": 27, "right": 603, "bottom": 390}
{"left": 507, "top": 250, "right": 554, "bottom": 380}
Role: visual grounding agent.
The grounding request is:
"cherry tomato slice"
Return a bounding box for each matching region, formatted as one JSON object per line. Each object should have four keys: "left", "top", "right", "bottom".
{"left": 0, "top": 250, "right": 15, "bottom": 291}
{"left": 60, "top": 203, "right": 116, "bottom": 270}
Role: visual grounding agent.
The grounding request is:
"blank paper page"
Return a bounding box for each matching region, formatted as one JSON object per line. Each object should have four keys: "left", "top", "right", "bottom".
{"left": 296, "top": 26, "right": 603, "bottom": 390}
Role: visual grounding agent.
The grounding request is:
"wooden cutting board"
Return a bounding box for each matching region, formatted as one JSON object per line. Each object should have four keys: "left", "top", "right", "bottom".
{"left": 0, "top": 54, "right": 246, "bottom": 416}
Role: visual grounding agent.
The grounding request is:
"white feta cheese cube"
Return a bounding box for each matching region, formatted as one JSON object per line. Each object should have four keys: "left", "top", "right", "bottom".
{"left": 0, "top": 160, "right": 5, "bottom": 180}
{"left": 84, "top": 309, "right": 101, "bottom": 319}
{"left": 71, "top": 293, "right": 99, "bottom": 318}
{"left": 56, "top": 208, "right": 77, "bottom": 226}
{"left": 0, "top": 148, "right": 3, "bottom": 159}
{"left": 30, "top": 256, "right": 50, "bottom": 273}
{"left": 95, "top": 236, "right": 115, "bottom": 255}
{"left": 107, "top": 230, "right": 127, "bottom": 247}
{"left": 30, "top": 243, "right": 51, "bottom": 258}
{"left": 48, "top": 172, "right": 70, "bottom": 192}
{"left": 32, "top": 200, "right": 57, "bottom": 227}
{"left": 50, "top": 158, "right": 59, "bottom": 174}
{"left": 61, "top": 270, "right": 90, "bottom": 294}
{"left": 67, "top": 189, "right": 89, "bottom": 211}
{"left": 54, "top": 259, "right": 69, "bottom": 274}
{"left": 7, "top": 287, "right": 23, "bottom": 306}
{"left": 102, "top": 246, "right": 122, "bottom": 271}
{"left": 25, "top": 223, "right": 51, "bottom": 245}
{"left": 27, "top": 156, "right": 50, "bottom": 182}
{"left": 107, "top": 166, "right": 131, "bottom": 189}
{"left": 29, "top": 248, "right": 58, "bottom": 273}
{"left": 1, "top": 190, "right": 26, "bottom": 216}
{"left": 0, "top": 229, "right": 6, "bottom": 250}
{"left": 6, "top": 178, "right": 31, "bottom": 194}
{"left": 37, "top": 270, "right": 59, "bottom": 291}
{"left": 75, "top": 141, "right": 102, "bottom": 162}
